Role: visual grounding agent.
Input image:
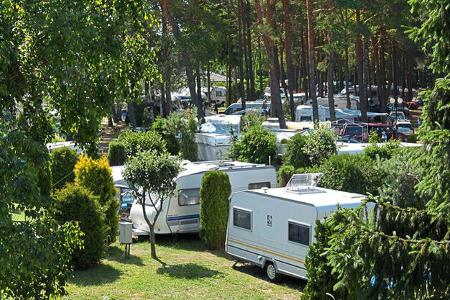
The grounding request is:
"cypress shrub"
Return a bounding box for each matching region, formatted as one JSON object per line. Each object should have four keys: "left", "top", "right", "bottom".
{"left": 74, "top": 155, "right": 119, "bottom": 244}
{"left": 108, "top": 141, "right": 126, "bottom": 166}
{"left": 53, "top": 184, "right": 105, "bottom": 269}
{"left": 200, "top": 171, "right": 231, "bottom": 250}
{"left": 50, "top": 147, "right": 79, "bottom": 190}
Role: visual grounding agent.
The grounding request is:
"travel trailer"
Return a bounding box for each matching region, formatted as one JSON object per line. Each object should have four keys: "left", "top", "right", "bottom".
{"left": 113, "top": 160, "right": 277, "bottom": 235}
{"left": 225, "top": 174, "right": 367, "bottom": 281}
{"left": 305, "top": 95, "right": 360, "bottom": 109}
{"left": 196, "top": 115, "right": 242, "bottom": 161}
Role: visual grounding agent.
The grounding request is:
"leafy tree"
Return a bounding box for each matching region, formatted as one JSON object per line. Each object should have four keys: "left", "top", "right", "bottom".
{"left": 123, "top": 151, "right": 180, "bottom": 259}
{"left": 50, "top": 147, "right": 79, "bottom": 190}
{"left": 200, "top": 171, "right": 231, "bottom": 250}
{"left": 0, "top": 124, "right": 82, "bottom": 298}
{"left": 303, "top": 127, "right": 337, "bottom": 166}
{"left": 233, "top": 125, "right": 277, "bottom": 164}
{"left": 118, "top": 130, "right": 167, "bottom": 159}
{"left": 284, "top": 133, "right": 309, "bottom": 169}
{"left": 54, "top": 184, "right": 106, "bottom": 269}
{"left": 74, "top": 155, "right": 119, "bottom": 244}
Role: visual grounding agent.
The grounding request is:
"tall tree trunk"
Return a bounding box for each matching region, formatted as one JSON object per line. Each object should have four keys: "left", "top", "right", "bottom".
{"left": 301, "top": 25, "right": 309, "bottom": 100}
{"left": 237, "top": 0, "right": 245, "bottom": 105}
{"left": 379, "top": 26, "right": 387, "bottom": 112}
{"left": 207, "top": 64, "right": 211, "bottom": 104}
{"left": 327, "top": 31, "right": 336, "bottom": 121}
{"left": 282, "top": 0, "right": 295, "bottom": 121}
{"left": 392, "top": 39, "right": 399, "bottom": 100}
{"left": 245, "top": 0, "right": 256, "bottom": 100}
{"left": 345, "top": 47, "right": 351, "bottom": 109}
{"left": 355, "top": 9, "right": 368, "bottom": 121}
{"left": 363, "top": 34, "right": 370, "bottom": 112}
{"left": 306, "top": 0, "right": 319, "bottom": 122}
{"left": 254, "top": 0, "right": 286, "bottom": 128}
{"left": 373, "top": 32, "right": 381, "bottom": 111}
{"left": 226, "top": 0, "right": 233, "bottom": 106}
{"left": 196, "top": 65, "right": 204, "bottom": 121}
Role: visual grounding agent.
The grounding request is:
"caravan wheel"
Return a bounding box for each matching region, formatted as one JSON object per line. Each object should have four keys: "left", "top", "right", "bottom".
{"left": 265, "top": 262, "right": 279, "bottom": 282}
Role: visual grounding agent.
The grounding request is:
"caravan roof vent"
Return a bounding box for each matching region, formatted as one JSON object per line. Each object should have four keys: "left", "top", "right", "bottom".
{"left": 286, "top": 173, "right": 324, "bottom": 194}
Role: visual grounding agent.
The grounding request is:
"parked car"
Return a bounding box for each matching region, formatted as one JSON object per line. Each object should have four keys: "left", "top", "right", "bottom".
{"left": 396, "top": 120, "right": 414, "bottom": 139}
{"left": 224, "top": 101, "right": 271, "bottom": 115}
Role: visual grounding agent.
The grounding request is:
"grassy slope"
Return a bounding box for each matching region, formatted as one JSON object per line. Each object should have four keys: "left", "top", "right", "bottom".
{"left": 65, "top": 235, "right": 304, "bottom": 300}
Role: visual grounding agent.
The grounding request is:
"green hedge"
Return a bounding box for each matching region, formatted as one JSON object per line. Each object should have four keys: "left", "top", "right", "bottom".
{"left": 108, "top": 141, "right": 126, "bottom": 166}
{"left": 50, "top": 147, "right": 79, "bottom": 191}
{"left": 363, "top": 141, "right": 400, "bottom": 160}
{"left": 317, "top": 154, "right": 383, "bottom": 195}
{"left": 53, "top": 184, "right": 105, "bottom": 269}
{"left": 75, "top": 155, "right": 118, "bottom": 244}
{"left": 200, "top": 171, "right": 231, "bottom": 250}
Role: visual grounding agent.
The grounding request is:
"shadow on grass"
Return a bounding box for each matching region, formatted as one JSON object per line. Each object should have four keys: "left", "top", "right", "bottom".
{"left": 232, "top": 263, "right": 306, "bottom": 291}
{"left": 70, "top": 264, "right": 122, "bottom": 286}
{"left": 157, "top": 263, "right": 223, "bottom": 280}
{"left": 105, "top": 245, "right": 145, "bottom": 266}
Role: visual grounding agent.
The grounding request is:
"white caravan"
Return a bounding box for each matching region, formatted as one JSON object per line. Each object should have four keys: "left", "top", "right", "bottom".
{"left": 113, "top": 160, "right": 276, "bottom": 235}
{"left": 196, "top": 115, "right": 242, "bottom": 161}
{"left": 225, "top": 174, "right": 366, "bottom": 281}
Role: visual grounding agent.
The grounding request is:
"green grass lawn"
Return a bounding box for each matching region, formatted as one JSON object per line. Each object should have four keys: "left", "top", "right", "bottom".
{"left": 64, "top": 235, "right": 304, "bottom": 299}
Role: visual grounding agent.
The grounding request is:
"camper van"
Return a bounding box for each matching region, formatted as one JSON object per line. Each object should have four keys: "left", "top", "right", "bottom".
{"left": 113, "top": 160, "right": 277, "bottom": 235}
{"left": 225, "top": 174, "right": 366, "bottom": 281}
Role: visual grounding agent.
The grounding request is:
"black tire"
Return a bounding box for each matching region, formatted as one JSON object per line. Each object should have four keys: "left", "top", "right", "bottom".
{"left": 265, "top": 262, "right": 279, "bottom": 282}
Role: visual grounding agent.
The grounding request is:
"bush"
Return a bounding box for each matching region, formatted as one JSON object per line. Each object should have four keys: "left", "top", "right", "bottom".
{"left": 118, "top": 130, "right": 167, "bottom": 158}
{"left": 233, "top": 125, "right": 277, "bottom": 164}
{"left": 53, "top": 184, "right": 105, "bottom": 269}
{"left": 284, "top": 133, "right": 309, "bottom": 168}
{"left": 278, "top": 164, "right": 296, "bottom": 187}
{"left": 50, "top": 147, "right": 79, "bottom": 190}
{"left": 241, "top": 111, "right": 266, "bottom": 131}
{"left": 363, "top": 140, "right": 400, "bottom": 160}
{"left": 151, "top": 116, "right": 180, "bottom": 155}
{"left": 317, "top": 154, "right": 383, "bottom": 195}
{"left": 74, "top": 156, "right": 118, "bottom": 243}
{"left": 108, "top": 141, "right": 126, "bottom": 166}
{"left": 368, "top": 131, "right": 382, "bottom": 143}
{"left": 303, "top": 127, "right": 337, "bottom": 166}
{"left": 200, "top": 171, "right": 231, "bottom": 250}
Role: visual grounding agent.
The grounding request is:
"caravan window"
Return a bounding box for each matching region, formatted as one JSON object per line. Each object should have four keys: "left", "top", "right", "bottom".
{"left": 233, "top": 208, "right": 252, "bottom": 230}
{"left": 248, "top": 182, "right": 271, "bottom": 190}
{"left": 288, "top": 221, "right": 310, "bottom": 246}
{"left": 178, "top": 188, "right": 200, "bottom": 206}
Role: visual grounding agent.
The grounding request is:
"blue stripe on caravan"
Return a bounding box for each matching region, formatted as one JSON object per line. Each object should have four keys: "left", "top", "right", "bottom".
{"left": 167, "top": 214, "right": 200, "bottom": 221}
